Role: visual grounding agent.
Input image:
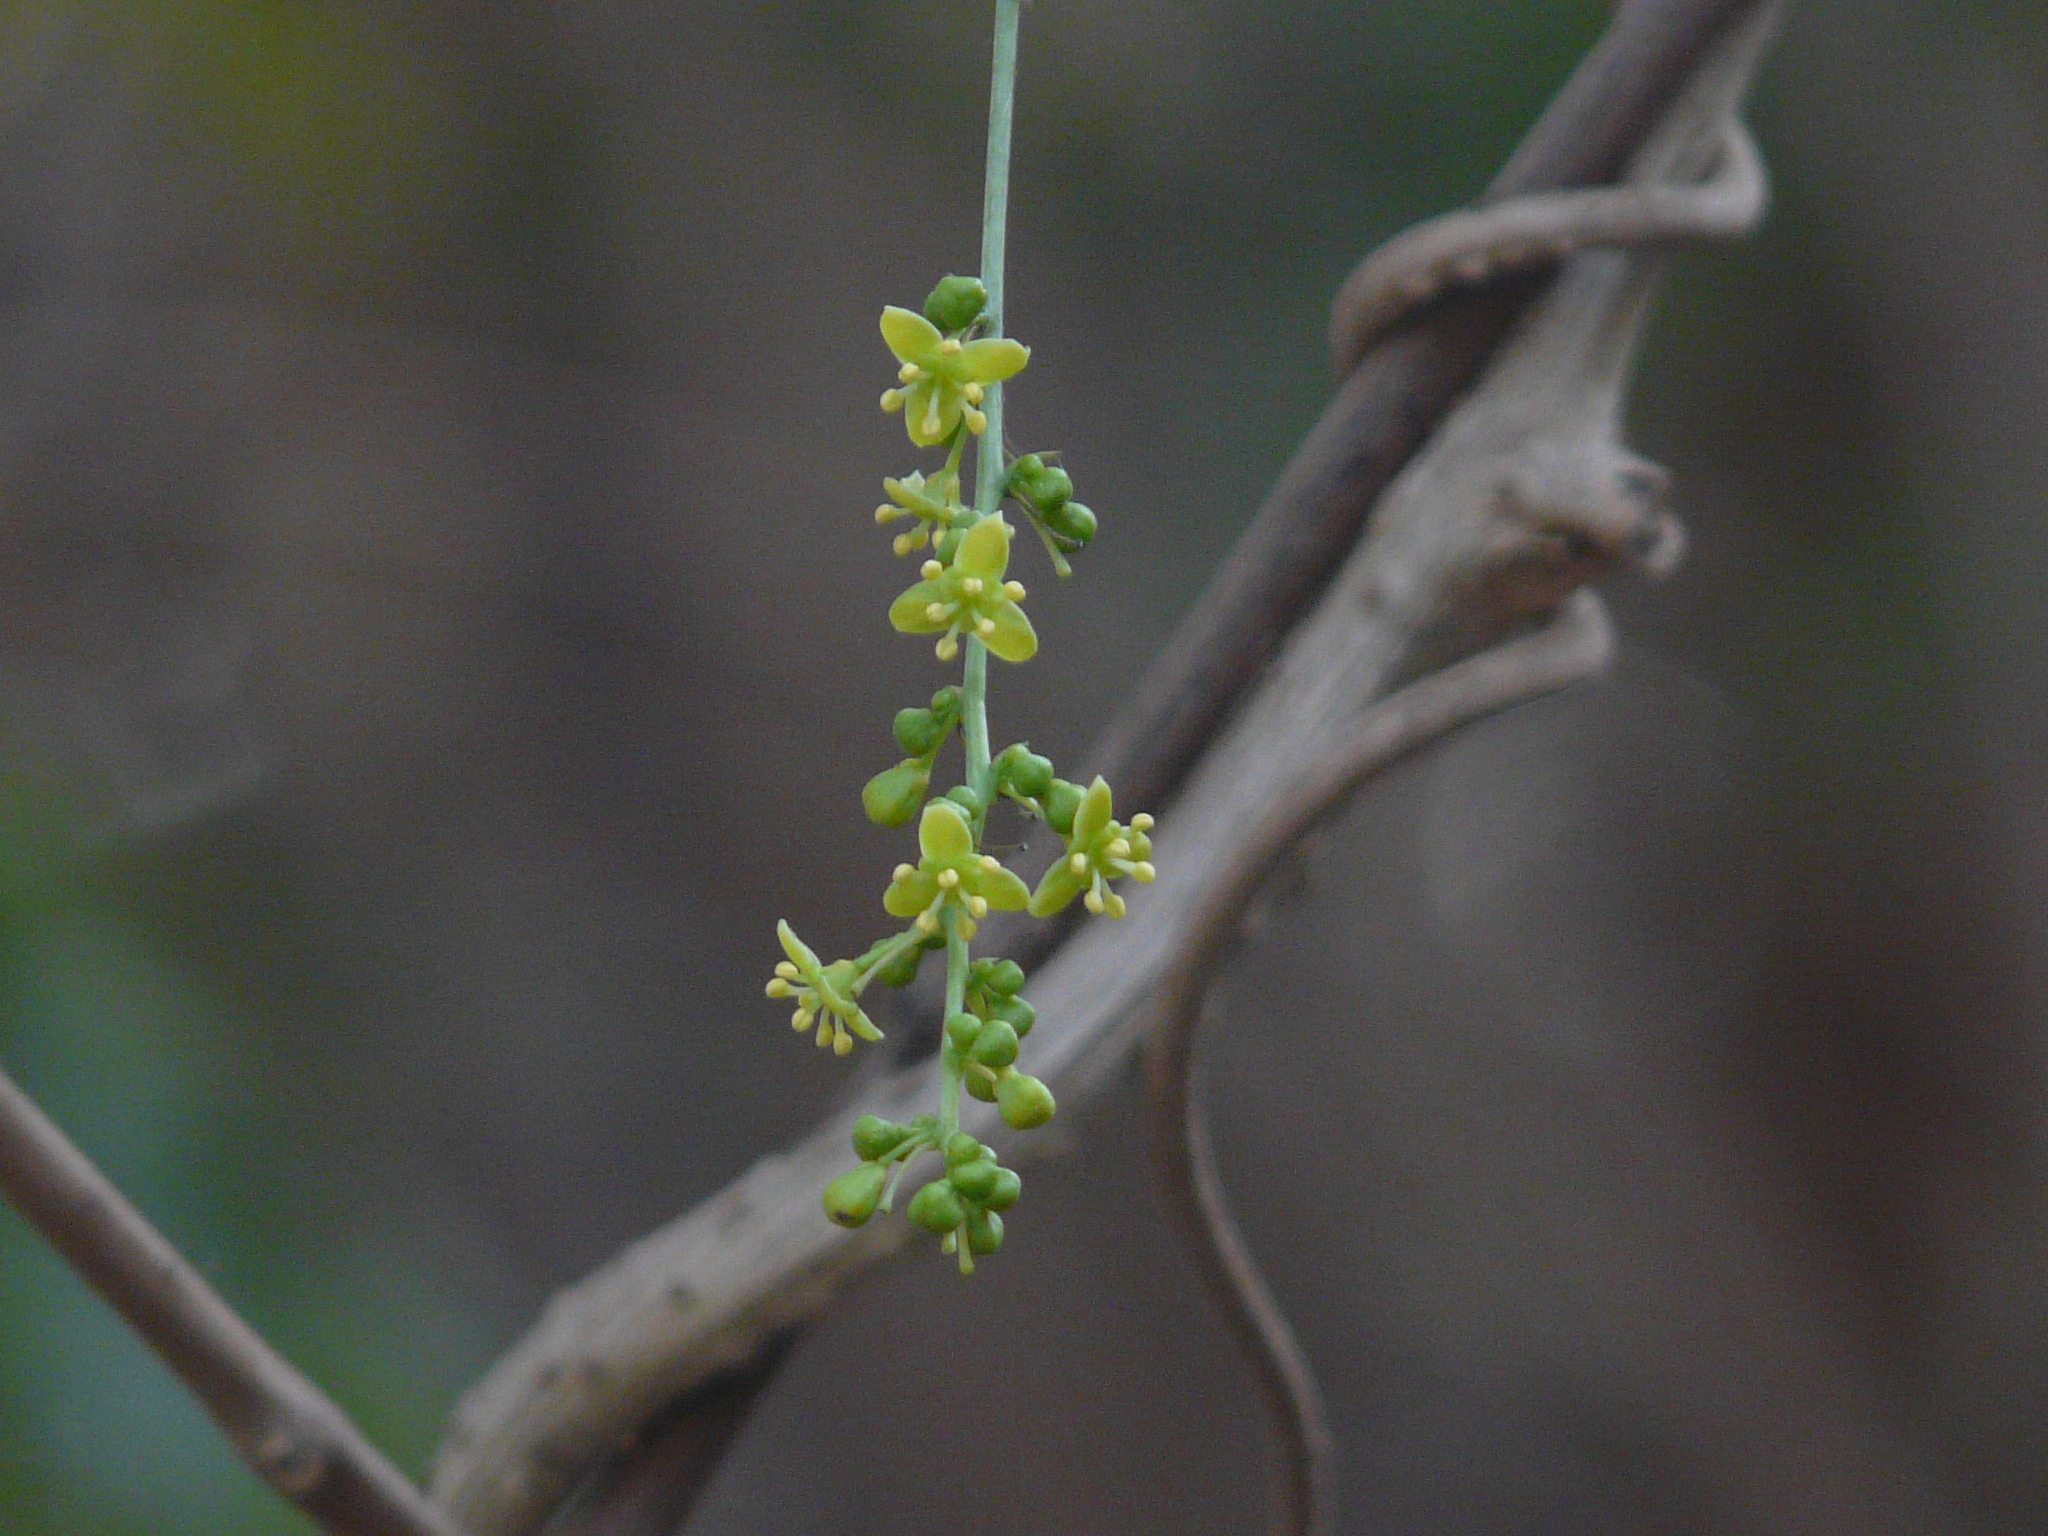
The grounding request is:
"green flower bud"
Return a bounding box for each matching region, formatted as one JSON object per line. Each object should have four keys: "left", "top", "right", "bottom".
{"left": 823, "top": 1163, "right": 888, "bottom": 1228}
{"left": 945, "top": 783, "right": 987, "bottom": 816}
{"left": 988, "top": 993, "right": 1036, "bottom": 1037}
{"left": 862, "top": 758, "right": 931, "bottom": 827}
{"left": 874, "top": 945, "right": 925, "bottom": 989}
{"left": 984, "top": 1166, "right": 1022, "bottom": 1212}
{"left": 944, "top": 1011, "right": 984, "bottom": 1050}
{"left": 907, "top": 1179, "right": 966, "bottom": 1234}
{"left": 851, "top": 1115, "right": 909, "bottom": 1162}
{"left": 924, "top": 274, "right": 988, "bottom": 334}
{"left": 949, "top": 1157, "right": 999, "bottom": 1202}
{"left": 945, "top": 1132, "right": 985, "bottom": 1168}
{"left": 998, "top": 745, "right": 1055, "bottom": 799}
{"left": 930, "top": 685, "right": 961, "bottom": 718}
{"left": 894, "top": 707, "right": 946, "bottom": 757}
{"left": 969, "top": 1018, "right": 1019, "bottom": 1070}
{"left": 1045, "top": 500, "right": 1097, "bottom": 545}
{"left": 983, "top": 959, "right": 1026, "bottom": 996}
{"left": 964, "top": 1066, "right": 1000, "bottom": 1104}
{"left": 998, "top": 1072, "right": 1057, "bottom": 1130}
{"left": 1041, "top": 779, "right": 1084, "bottom": 835}
{"left": 1012, "top": 458, "right": 1074, "bottom": 513}
{"left": 965, "top": 1208, "right": 1004, "bottom": 1256}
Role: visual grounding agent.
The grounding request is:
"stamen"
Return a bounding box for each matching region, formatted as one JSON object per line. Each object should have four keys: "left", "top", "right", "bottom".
{"left": 1003, "top": 581, "right": 1025, "bottom": 600}
{"left": 1107, "top": 838, "right": 1131, "bottom": 859}
{"left": 1105, "top": 892, "right": 1127, "bottom": 919}
{"left": 1070, "top": 852, "right": 1089, "bottom": 873}
{"left": 978, "top": 855, "right": 1000, "bottom": 872}
{"left": 833, "top": 1027, "right": 854, "bottom": 1057}
{"left": 816, "top": 1020, "right": 833, "bottom": 1049}
{"left": 937, "top": 868, "right": 961, "bottom": 890}
{"left": 774, "top": 961, "right": 800, "bottom": 980}
{"left": 936, "top": 633, "right": 960, "bottom": 660}
{"left": 925, "top": 601, "right": 955, "bottom": 623}
{"left": 766, "top": 978, "right": 793, "bottom": 998}
{"left": 1084, "top": 889, "right": 1105, "bottom": 915}
{"left": 876, "top": 504, "right": 901, "bottom": 524}
{"left": 921, "top": 559, "right": 944, "bottom": 579}
{"left": 921, "top": 400, "right": 943, "bottom": 438}
{"left": 968, "top": 896, "right": 989, "bottom": 919}
{"left": 880, "top": 389, "right": 904, "bottom": 412}
{"left": 893, "top": 863, "right": 916, "bottom": 882}
{"left": 939, "top": 337, "right": 963, "bottom": 356}
{"left": 956, "top": 915, "right": 978, "bottom": 940}
{"left": 1132, "top": 862, "right": 1156, "bottom": 883}
{"left": 961, "top": 577, "right": 983, "bottom": 596}
{"left": 1131, "top": 814, "right": 1155, "bottom": 831}
{"left": 963, "top": 382, "right": 984, "bottom": 405}
{"left": 791, "top": 1010, "right": 810, "bottom": 1032}
{"left": 915, "top": 908, "right": 940, "bottom": 934}
{"left": 975, "top": 617, "right": 996, "bottom": 638}
{"left": 899, "top": 362, "right": 922, "bottom": 384}
{"left": 892, "top": 532, "right": 918, "bottom": 557}
{"left": 964, "top": 407, "right": 987, "bottom": 435}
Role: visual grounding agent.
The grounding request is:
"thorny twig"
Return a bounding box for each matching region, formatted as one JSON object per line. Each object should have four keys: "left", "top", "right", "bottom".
{"left": 427, "top": 6, "right": 1781, "bottom": 1535}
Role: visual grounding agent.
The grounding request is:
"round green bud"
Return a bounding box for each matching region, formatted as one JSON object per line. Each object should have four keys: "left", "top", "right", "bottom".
{"left": 1004, "top": 452, "right": 1045, "bottom": 488}
{"left": 945, "top": 1132, "right": 984, "bottom": 1168}
{"left": 894, "top": 707, "right": 946, "bottom": 757}
{"left": 944, "top": 1011, "right": 984, "bottom": 1051}
{"left": 945, "top": 783, "right": 987, "bottom": 816}
{"left": 965, "top": 1208, "right": 1004, "bottom": 1256}
{"left": 949, "top": 1157, "right": 999, "bottom": 1202}
{"left": 988, "top": 994, "right": 1036, "bottom": 1037}
{"left": 874, "top": 945, "right": 924, "bottom": 989}
{"left": 930, "top": 685, "right": 962, "bottom": 719}
{"left": 1017, "top": 462, "right": 1074, "bottom": 513}
{"left": 999, "top": 746, "right": 1055, "bottom": 799}
{"left": 823, "top": 1164, "right": 888, "bottom": 1228}
{"left": 998, "top": 1072, "right": 1057, "bottom": 1131}
{"left": 862, "top": 759, "right": 931, "bottom": 828}
{"left": 983, "top": 959, "right": 1027, "bottom": 996}
{"left": 969, "top": 1018, "right": 1019, "bottom": 1070}
{"left": 964, "top": 1067, "right": 1000, "bottom": 1103}
{"left": 1045, "top": 500, "right": 1097, "bottom": 545}
{"left": 907, "top": 1179, "right": 966, "bottom": 1235}
{"left": 851, "top": 1116, "right": 908, "bottom": 1162}
{"left": 924, "top": 274, "right": 988, "bottom": 333}
{"left": 984, "top": 1165, "right": 1022, "bottom": 1212}
{"left": 1041, "top": 779, "right": 1084, "bottom": 836}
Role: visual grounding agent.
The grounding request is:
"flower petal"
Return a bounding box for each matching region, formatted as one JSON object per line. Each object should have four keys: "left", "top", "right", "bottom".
{"left": 1073, "top": 777, "right": 1114, "bottom": 845}
{"left": 975, "top": 862, "right": 1031, "bottom": 912}
{"left": 918, "top": 800, "right": 975, "bottom": 862}
{"left": 778, "top": 919, "right": 821, "bottom": 973}
{"left": 889, "top": 579, "right": 950, "bottom": 634}
{"left": 880, "top": 306, "right": 941, "bottom": 364}
{"left": 958, "top": 336, "right": 1029, "bottom": 384}
{"left": 1028, "top": 860, "right": 1088, "bottom": 919}
{"left": 956, "top": 515, "right": 1012, "bottom": 580}
{"left": 884, "top": 871, "right": 940, "bottom": 919}
{"left": 905, "top": 378, "right": 960, "bottom": 448}
{"left": 981, "top": 600, "right": 1038, "bottom": 664}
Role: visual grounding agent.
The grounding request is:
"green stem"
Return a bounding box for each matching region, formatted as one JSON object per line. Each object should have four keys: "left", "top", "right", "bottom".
{"left": 940, "top": 910, "right": 970, "bottom": 1138}
{"left": 974, "top": 0, "right": 1021, "bottom": 523}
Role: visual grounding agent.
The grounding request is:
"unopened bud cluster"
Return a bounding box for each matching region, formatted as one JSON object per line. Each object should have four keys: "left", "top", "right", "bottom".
{"left": 768, "top": 270, "right": 1156, "bottom": 1273}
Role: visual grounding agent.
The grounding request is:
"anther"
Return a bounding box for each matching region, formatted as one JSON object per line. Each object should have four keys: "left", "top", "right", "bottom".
{"left": 963, "top": 382, "right": 984, "bottom": 405}
{"left": 1084, "top": 889, "right": 1105, "bottom": 915}
{"left": 1105, "top": 892, "right": 1127, "bottom": 919}
{"left": 1107, "top": 838, "right": 1131, "bottom": 859}
{"left": 915, "top": 909, "right": 940, "bottom": 934}
{"left": 937, "top": 868, "right": 961, "bottom": 890}
{"left": 976, "top": 617, "right": 996, "bottom": 638}
{"left": 978, "top": 855, "right": 1000, "bottom": 872}
{"left": 957, "top": 916, "right": 978, "bottom": 940}
{"left": 880, "top": 389, "right": 904, "bottom": 412}
{"left": 1131, "top": 814, "right": 1155, "bottom": 831}
{"left": 939, "top": 337, "right": 963, "bottom": 356}
{"left": 922, "top": 559, "right": 944, "bottom": 579}
{"left": 964, "top": 407, "right": 988, "bottom": 434}
{"left": 833, "top": 1028, "right": 853, "bottom": 1057}
{"left": 925, "top": 602, "right": 952, "bottom": 623}
{"left": 1133, "top": 861, "right": 1156, "bottom": 883}
{"left": 775, "top": 961, "right": 800, "bottom": 980}
{"left": 791, "top": 1011, "right": 810, "bottom": 1032}
{"left": 1003, "top": 581, "right": 1025, "bottom": 600}
{"left": 893, "top": 863, "right": 915, "bottom": 881}
{"left": 816, "top": 1021, "right": 833, "bottom": 1049}
{"left": 936, "top": 634, "right": 959, "bottom": 660}
{"left": 1069, "top": 852, "right": 1089, "bottom": 873}
{"left": 968, "top": 896, "right": 989, "bottom": 919}
{"left": 766, "top": 979, "right": 792, "bottom": 998}
{"left": 899, "top": 362, "right": 921, "bottom": 384}
{"left": 961, "top": 577, "right": 983, "bottom": 596}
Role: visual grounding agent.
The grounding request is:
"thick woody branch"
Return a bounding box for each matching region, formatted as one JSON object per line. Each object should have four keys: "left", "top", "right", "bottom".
{"left": 427, "top": 10, "right": 1780, "bottom": 1528}
{"left": 0, "top": 1064, "right": 467, "bottom": 1536}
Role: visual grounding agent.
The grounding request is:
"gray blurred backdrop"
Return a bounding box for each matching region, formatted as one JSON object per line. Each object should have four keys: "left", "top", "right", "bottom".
{"left": 2, "top": 1, "right": 2047, "bottom": 1532}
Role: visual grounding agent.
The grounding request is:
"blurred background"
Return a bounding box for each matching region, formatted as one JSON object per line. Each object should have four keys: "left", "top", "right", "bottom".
{"left": 0, "top": 0, "right": 2045, "bottom": 1531}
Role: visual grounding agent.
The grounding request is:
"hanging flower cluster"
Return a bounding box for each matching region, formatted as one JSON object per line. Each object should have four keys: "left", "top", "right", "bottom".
{"left": 766, "top": 270, "right": 1156, "bottom": 1273}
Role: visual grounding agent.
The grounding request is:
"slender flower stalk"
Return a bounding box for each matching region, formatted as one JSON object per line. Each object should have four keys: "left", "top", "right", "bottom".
{"left": 772, "top": 0, "right": 1151, "bottom": 1274}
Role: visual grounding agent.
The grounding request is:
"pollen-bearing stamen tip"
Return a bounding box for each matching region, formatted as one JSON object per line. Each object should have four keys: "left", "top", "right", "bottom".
{"left": 881, "top": 389, "right": 904, "bottom": 412}
{"left": 922, "top": 559, "right": 944, "bottom": 579}
{"left": 1070, "top": 852, "right": 1089, "bottom": 873}
{"left": 976, "top": 617, "right": 996, "bottom": 638}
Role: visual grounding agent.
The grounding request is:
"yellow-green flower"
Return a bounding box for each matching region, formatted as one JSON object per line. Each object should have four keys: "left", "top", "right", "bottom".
{"left": 767, "top": 920, "right": 884, "bottom": 1056}
{"left": 874, "top": 468, "right": 968, "bottom": 558}
{"left": 1027, "top": 777, "right": 1155, "bottom": 919}
{"left": 884, "top": 801, "right": 1030, "bottom": 938}
{"left": 877, "top": 306, "right": 1029, "bottom": 448}
{"left": 888, "top": 515, "right": 1037, "bottom": 663}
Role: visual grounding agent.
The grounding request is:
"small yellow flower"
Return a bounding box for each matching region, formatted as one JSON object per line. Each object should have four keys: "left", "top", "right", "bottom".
{"left": 877, "top": 306, "right": 1029, "bottom": 448}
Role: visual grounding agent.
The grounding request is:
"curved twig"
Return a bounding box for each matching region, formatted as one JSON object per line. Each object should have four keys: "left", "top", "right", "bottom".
{"left": 1148, "top": 59, "right": 1772, "bottom": 1533}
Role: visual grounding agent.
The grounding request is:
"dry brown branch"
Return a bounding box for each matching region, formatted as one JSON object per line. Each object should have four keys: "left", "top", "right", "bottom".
{"left": 427, "top": 8, "right": 1780, "bottom": 1533}
{"left": 0, "top": 1063, "right": 468, "bottom": 1536}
